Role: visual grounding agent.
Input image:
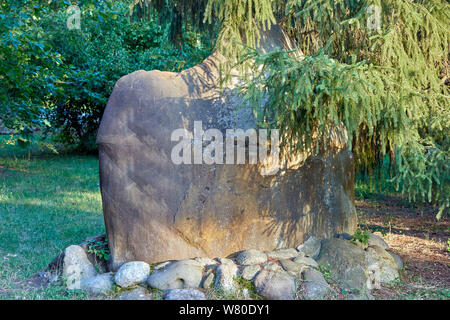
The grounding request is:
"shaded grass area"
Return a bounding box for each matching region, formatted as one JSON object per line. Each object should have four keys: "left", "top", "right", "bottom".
{"left": 0, "top": 142, "right": 105, "bottom": 299}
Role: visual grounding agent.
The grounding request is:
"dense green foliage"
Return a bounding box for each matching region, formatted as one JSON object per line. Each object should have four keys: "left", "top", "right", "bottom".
{"left": 0, "top": 1, "right": 61, "bottom": 148}
{"left": 198, "top": 0, "right": 448, "bottom": 218}
{"left": 0, "top": 143, "right": 104, "bottom": 299}
{"left": 0, "top": 0, "right": 212, "bottom": 151}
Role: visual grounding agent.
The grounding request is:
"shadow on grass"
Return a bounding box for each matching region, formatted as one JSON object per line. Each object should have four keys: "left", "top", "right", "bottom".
{"left": 0, "top": 153, "right": 105, "bottom": 299}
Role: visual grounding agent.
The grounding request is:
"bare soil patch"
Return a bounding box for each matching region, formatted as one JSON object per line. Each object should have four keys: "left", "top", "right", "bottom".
{"left": 356, "top": 195, "right": 449, "bottom": 299}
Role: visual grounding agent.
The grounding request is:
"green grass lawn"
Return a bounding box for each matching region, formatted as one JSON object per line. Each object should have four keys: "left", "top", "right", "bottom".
{"left": 0, "top": 141, "right": 105, "bottom": 299}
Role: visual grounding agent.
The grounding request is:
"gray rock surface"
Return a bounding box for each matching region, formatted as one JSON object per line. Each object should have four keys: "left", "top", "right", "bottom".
{"left": 63, "top": 245, "right": 97, "bottom": 289}
{"left": 262, "top": 261, "right": 283, "bottom": 272}
{"left": 117, "top": 287, "right": 153, "bottom": 300}
{"left": 201, "top": 271, "right": 215, "bottom": 289}
{"left": 194, "top": 257, "right": 218, "bottom": 267}
{"left": 296, "top": 236, "right": 322, "bottom": 259}
{"left": 235, "top": 250, "right": 267, "bottom": 265}
{"left": 254, "top": 270, "right": 297, "bottom": 300}
{"left": 114, "top": 261, "right": 150, "bottom": 288}
{"left": 240, "top": 265, "right": 261, "bottom": 281}
{"left": 292, "top": 256, "right": 319, "bottom": 268}
{"left": 388, "top": 251, "right": 404, "bottom": 270}
{"left": 365, "top": 245, "right": 399, "bottom": 284}
{"left": 147, "top": 259, "right": 203, "bottom": 290}
{"left": 217, "top": 258, "right": 235, "bottom": 265}
{"left": 214, "top": 262, "right": 238, "bottom": 292}
{"left": 317, "top": 238, "right": 368, "bottom": 290}
{"left": 265, "top": 248, "right": 299, "bottom": 260}
{"left": 164, "top": 289, "right": 206, "bottom": 300}
{"left": 80, "top": 273, "right": 114, "bottom": 296}
{"left": 302, "top": 269, "right": 333, "bottom": 299}
{"left": 154, "top": 261, "right": 171, "bottom": 271}
{"left": 368, "top": 233, "right": 389, "bottom": 250}
{"left": 97, "top": 23, "right": 357, "bottom": 269}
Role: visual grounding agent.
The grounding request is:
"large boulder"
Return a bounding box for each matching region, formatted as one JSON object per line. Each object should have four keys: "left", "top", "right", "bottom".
{"left": 97, "top": 23, "right": 358, "bottom": 269}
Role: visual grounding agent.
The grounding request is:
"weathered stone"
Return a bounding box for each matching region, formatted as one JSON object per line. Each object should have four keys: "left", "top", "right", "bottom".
{"left": 49, "top": 273, "right": 59, "bottom": 283}
{"left": 335, "top": 233, "right": 353, "bottom": 240}
{"left": 194, "top": 257, "right": 218, "bottom": 267}
{"left": 147, "top": 259, "right": 203, "bottom": 290}
{"left": 262, "top": 261, "right": 283, "bottom": 272}
{"left": 254, "top": 270, "right": 297, "bottom": 300}
{"left": 117, "top": 287, "right": 152, "bottom": 300}
{"left": 365, "top": 245, "right": 399, "bottom": 285}
{"left": 292, "top": 256, "right": 319, "bottom": 268}
{"left": 279, "top": 259, "right": 304, "bottom": 274}
{"left": 215, "top": 263, "right": 238, "bottom": 292}
{"left": 114, "top": 261, "right": 150, "bottom": 288}
{"left": 201, "top": 271, "right": 215, "bottom": 289}
{"left": 302, "top": 269, "right": 333, "bottom": 299}
{"left": 317, "top": 239, "right": 368, "bottom": 291}
{"left": 28, "top": 271, "right": 58, "bottom": 288}
{"left": 347, "top": 292, "right": 375, "bottom": 300}
{"left": 368, "top": 233, "right": 389, "bottom": 250}
{"left": 265, "top": 248, "right": 299, "bottom": 260}
{"left": 240, "top": 265, "right": 261, "bottom": 281}
{"left": 97, "top": 22, "right": 358, "bottom": 269}
{"left": 154, "top": 261, "right": 171, "bottom": 271}
{"left": 217, "top": 258, "right": 235, "bottom": 265}
{"left": 164, "top": 289, "right": 206, "bottom": 300}
{"left": 80, "top": 273, "right": 114, "bottom": 296}
{"left": 296, "top": 236, "right": 322, "bottom": 259}
{"left": 235, "top": 250, "right": 267, "bottom": 265}
{"left": 355, "top": 240, "right": 369, "bottom": 250}
{"left": 388, "top": 251, "right": 404, "bottom": 270}
{"left": 63, "top": 245, "right": 97, "bottom": 289}
{"left": 78, "top": 233, "right": 109, "bottom": 273}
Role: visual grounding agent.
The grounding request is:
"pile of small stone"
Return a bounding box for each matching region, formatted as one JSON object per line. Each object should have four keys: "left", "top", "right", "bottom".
{"left": 53, "top": 233, "right": 403, "bottom": 300}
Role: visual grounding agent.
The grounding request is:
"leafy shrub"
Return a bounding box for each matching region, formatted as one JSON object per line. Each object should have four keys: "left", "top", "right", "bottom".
{"left": 86, "top": 238, "right": 110, "bottom": 262}
{"left": 351, "top": 229, "right": 370, "bottom": 246}
{"left": 1, "top": 0, "right": 213, "bottom": 152}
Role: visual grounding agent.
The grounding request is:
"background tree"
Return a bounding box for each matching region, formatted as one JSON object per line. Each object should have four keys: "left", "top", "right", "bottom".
{"left": 143, "top": 0, "right": 449, "bottom": 218}
{"left": 0, "top": 0, "right": 213, "bottom": 151}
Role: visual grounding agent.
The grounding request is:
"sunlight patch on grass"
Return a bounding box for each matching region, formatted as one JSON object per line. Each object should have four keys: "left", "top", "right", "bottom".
{"left": 0, "top": 153, "right": 105, "bottom": 299}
